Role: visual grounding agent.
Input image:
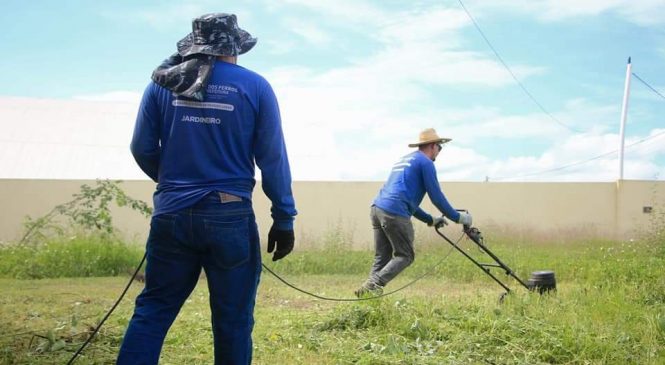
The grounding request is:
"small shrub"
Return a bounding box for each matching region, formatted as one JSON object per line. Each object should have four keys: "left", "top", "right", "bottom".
{"left": 19, "top": 180, "right": 152, "bottom": 246}
{"left": 0, "top": 180, "right": 151, "bottom": 279}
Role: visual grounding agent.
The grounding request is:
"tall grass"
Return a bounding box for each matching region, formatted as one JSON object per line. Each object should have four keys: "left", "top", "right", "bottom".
{"left": 256, "top": 234, "right": 665, "bottom": 364}
{"left": 2, "top": 227, "right": 662, "bottom": 291}
{"left": 302, "top": 287, "right": 664, "bottom": 364}
{"left": 0, "top": 231, "right": 663, "bottom": 364}
{"left": 0, "top": 235, "right": 144, "bottom": 279}
{"left": 268, "top": 233, "right": 664, "bottom": 286}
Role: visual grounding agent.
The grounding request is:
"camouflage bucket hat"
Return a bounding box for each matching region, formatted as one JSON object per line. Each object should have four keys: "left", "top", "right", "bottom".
{"left": 177, "top": 13, "right": 257, "bottom": 57}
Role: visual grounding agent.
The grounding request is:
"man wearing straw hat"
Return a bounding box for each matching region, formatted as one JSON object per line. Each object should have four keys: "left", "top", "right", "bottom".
{"left": 355, "top": 128, "right": 472, "bottom": 297}
{"left": 118, "top": 13, "right": 297, "bottom": 364}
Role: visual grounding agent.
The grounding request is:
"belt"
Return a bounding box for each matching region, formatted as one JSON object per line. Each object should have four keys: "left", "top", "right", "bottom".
{"left": 218, "top": 192, "right": 242, "bottom": 203}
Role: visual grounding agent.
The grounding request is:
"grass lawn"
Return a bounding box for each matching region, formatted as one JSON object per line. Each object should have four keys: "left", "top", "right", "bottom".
{"left": 1, "top": 238, "right": 664, "bottom": 364}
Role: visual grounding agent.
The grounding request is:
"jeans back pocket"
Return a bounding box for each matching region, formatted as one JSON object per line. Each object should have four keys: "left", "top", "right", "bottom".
{"left": 203, "top": 217, "right": 250, "bottom": 270}
{"left": 148, "top": 214, "right": 180, "bottom": 254}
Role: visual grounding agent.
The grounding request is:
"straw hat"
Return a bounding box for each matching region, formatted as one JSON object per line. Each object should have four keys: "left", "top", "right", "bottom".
{"left": 408, "top": 128, "right": 452, "bottom": 147}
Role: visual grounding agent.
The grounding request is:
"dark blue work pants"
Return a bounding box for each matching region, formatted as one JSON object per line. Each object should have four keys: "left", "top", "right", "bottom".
{"left": 117, "top": 193, "right": 261, "bottom": 365}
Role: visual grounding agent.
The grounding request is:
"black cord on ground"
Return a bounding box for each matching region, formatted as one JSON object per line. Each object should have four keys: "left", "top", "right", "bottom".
{"left": 261, "top": 234, "right": 462, "bottom": 302}
{"left": 66, "top": 252, "right": 147, "bottom": 365}
{"left": 66, "top": 231, "right": 463, "bottom": 363}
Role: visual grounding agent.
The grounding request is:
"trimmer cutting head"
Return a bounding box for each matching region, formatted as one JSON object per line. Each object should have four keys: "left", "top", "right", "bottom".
{"left": 527, "top": 270, "right": 557, "bottom": 294}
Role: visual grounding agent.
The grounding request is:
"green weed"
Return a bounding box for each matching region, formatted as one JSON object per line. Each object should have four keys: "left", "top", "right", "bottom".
{"left": 0, "top": 235, "right": 143, "bottom": 279}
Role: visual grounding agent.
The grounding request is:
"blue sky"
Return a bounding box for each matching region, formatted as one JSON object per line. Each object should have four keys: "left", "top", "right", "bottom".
{"left": 1, "top": 0, "right": 664, "bottom": 181}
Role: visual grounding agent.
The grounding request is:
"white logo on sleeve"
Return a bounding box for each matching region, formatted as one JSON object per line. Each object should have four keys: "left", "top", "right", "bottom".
{"left": 391, "top": 156, "right": 415, "bottom": 172}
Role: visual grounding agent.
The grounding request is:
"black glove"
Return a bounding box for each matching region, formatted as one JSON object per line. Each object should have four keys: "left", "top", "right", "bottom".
{"left": 267, "top": 225, "right": 294, "bottom": 261}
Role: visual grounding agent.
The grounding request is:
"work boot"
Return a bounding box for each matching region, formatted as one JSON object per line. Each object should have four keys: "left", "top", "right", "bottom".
{"left": 354, "top": 281, "right": 384, "bottom": 298}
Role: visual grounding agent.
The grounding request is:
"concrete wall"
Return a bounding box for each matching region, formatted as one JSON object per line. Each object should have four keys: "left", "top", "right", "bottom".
{"left": 1, "top": 179, "right": 663, "bottom": 248}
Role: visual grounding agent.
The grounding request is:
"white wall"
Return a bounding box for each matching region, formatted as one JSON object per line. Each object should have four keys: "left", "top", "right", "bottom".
{"left": 1, "top": 179, "right": 663, "bottom": 248}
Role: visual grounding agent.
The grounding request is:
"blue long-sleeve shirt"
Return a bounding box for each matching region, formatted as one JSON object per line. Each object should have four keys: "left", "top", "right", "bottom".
{"left": 130, "top": 61, "right": 297, "bottom": 229}
{"left": 373, "top": 151, "right": 460, "bottom": 224}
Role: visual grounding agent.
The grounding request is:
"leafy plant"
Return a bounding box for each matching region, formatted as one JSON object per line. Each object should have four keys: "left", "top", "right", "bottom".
{"left": 18, "top": 180, "right": 152, "bottom": 245}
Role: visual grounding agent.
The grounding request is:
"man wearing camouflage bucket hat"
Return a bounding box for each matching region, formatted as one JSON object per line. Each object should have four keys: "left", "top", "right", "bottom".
{"left": 118, "top": 13, "right": 297, "bottom": 364}
{"left": 355, "top": 128, "right": 472, "bottom": 297}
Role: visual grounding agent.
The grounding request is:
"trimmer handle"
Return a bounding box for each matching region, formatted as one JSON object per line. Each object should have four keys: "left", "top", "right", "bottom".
{"left": 434, "top": 218, "right": 448, "bottom": 229}
{"left": 464, "top": 225, "right": 483, "bottom": 244}
{"left": 456, "top": 209, "right": 471, "bottom": 232}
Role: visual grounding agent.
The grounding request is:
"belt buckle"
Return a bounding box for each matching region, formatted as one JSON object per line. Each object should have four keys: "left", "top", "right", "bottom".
{"left": 218, "top": 192, "right": 242, "bottom": 203}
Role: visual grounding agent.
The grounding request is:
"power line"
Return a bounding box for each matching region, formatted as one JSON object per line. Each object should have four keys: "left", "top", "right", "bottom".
{"left": 632, "top": 72, "right": 665, "bottom": 101}
{"left": 608, "top": 133, "right": 662, "bottom": 154}
{"left": 456, "top": 0, "right": 582, "bottom": 133}
{"left": 492, "top": 129, "right": 665, "bottom": 181}
{"left": 493, "top": 150, "right": 616, "bottom": 181}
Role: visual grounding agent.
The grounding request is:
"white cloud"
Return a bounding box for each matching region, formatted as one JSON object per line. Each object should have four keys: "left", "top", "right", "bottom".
{"left": 277, "top": 0, "right": 389, "bottom": 27}
{"left": 256, "top": 2, "right": 651, "bottom": 182}
{"left": 480, "top": 129, "right": 665, "bottom": 182}
{"left": 376, "top": 7, "right": 470, "bottom": 45}
{"left": 1, "top": 93, "right": 661, "bottom": 182}
{"left": 355, "top": 46, "right": 544, "bottom": 87}
{"left": 73, "top": 91, "right": 142, "bottom": 104}
{"left": 4, "top": 1, "right": 662, "bottom": 182}
{"left": 282, "top": 18, "right": 332, "bottom": 46}
{"left": 625, "top": 129, "right": 665, "bottom": 158}
{"left": 100, "top": 2, "right": 259, "bottom": 32}
{"left": 261, "top": 38, "right": 298, "bottom": 55}
{"left": 283, "top": 0, "right": 665, "bottom": 27}
{"left": 101, "top": 3, "right": 208, "bottom": 31}
{"left": 269, "top": 49, "right": 620, "bottom": 179}
{"left": 473, "top": 0, "right": 665, "bottom": 26}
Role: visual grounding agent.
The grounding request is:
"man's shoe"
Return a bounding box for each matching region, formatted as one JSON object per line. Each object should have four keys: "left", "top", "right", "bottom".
{"left": 354, "top": 281, "right": 384, "bottom": 298}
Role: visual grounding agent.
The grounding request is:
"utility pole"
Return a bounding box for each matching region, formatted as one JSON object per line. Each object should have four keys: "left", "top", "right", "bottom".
{"left": 618, "top": 57, "right": 632, "bottom": 180}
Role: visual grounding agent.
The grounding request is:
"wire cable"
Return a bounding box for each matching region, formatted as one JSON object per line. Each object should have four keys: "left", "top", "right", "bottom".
{"left": 492, "top": 129, "right": 665, "bottom": 181}
{"left": 66, "top": 232, "right": 461, "bottom": 362}
{"left": 493, "top": 150, "right": 617, "bottom": 181}
{"left": 261, "top": 234, "right": 461, "bottom": 302}
{"left": 632, "top": 72, "right": 665, "bottom": 102}
{"left": 456, "top": 0, "right": 581, "bottom": 133}
{"left": 67, "top": 253, "right": 146, "bottom": 365}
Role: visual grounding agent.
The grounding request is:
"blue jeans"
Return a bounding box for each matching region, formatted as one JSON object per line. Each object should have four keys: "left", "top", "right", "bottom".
{"left": 117, "top": 193, "right": 261, "bottom": 365}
